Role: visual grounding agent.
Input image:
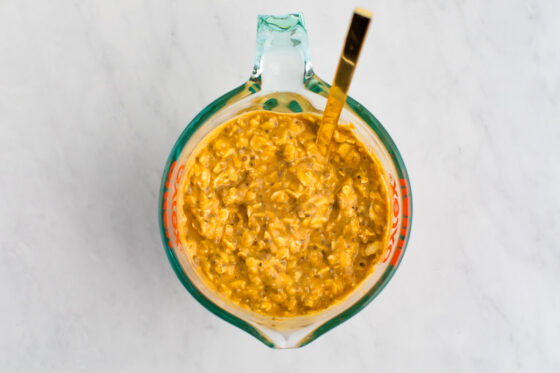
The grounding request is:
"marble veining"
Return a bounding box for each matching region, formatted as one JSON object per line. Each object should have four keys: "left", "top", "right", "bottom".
{"left": 0, "top": 0, "right": 559, "bottom": 371}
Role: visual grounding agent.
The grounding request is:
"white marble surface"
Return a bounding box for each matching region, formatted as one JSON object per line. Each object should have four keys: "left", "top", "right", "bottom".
{"left": 1, "top": 0, "right": 559, "bottom": 371}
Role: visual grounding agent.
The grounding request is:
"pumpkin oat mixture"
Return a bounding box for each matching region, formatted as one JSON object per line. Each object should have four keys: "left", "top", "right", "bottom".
{"left": 178, "top": 111, "right": 389, "bottom": 317}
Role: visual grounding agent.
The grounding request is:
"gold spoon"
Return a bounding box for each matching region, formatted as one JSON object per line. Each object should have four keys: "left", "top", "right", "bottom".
{"left": 316, "top": 8, "right": 372, "bottom": 155}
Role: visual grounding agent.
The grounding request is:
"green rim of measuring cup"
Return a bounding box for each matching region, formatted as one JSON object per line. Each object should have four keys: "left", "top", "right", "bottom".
{"left": 158, "top": 76, "right": 412, "bottom": 348}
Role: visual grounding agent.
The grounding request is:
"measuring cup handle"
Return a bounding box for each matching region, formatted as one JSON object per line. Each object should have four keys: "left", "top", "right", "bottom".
{"left": 251, "top": 13, "right": 314, "bottom": 91}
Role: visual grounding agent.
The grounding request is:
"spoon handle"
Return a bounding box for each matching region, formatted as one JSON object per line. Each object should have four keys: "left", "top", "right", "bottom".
{"left": 316, "top": 8, "right": 372, "bottom": 155}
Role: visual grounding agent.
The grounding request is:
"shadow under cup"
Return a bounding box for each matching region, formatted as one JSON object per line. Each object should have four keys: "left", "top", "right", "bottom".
{"left": 159, "top": 13, "right": 412, "bottom": 349}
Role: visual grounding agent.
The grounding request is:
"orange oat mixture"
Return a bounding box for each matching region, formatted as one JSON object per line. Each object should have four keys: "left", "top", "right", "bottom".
{"left": 178, "top": 111, "right": 389, "bottom": 316}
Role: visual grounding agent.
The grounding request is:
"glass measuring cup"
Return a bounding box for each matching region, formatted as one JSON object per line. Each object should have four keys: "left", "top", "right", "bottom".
{"left": 159, "top": 13, "right": 412, "bottom": 348}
